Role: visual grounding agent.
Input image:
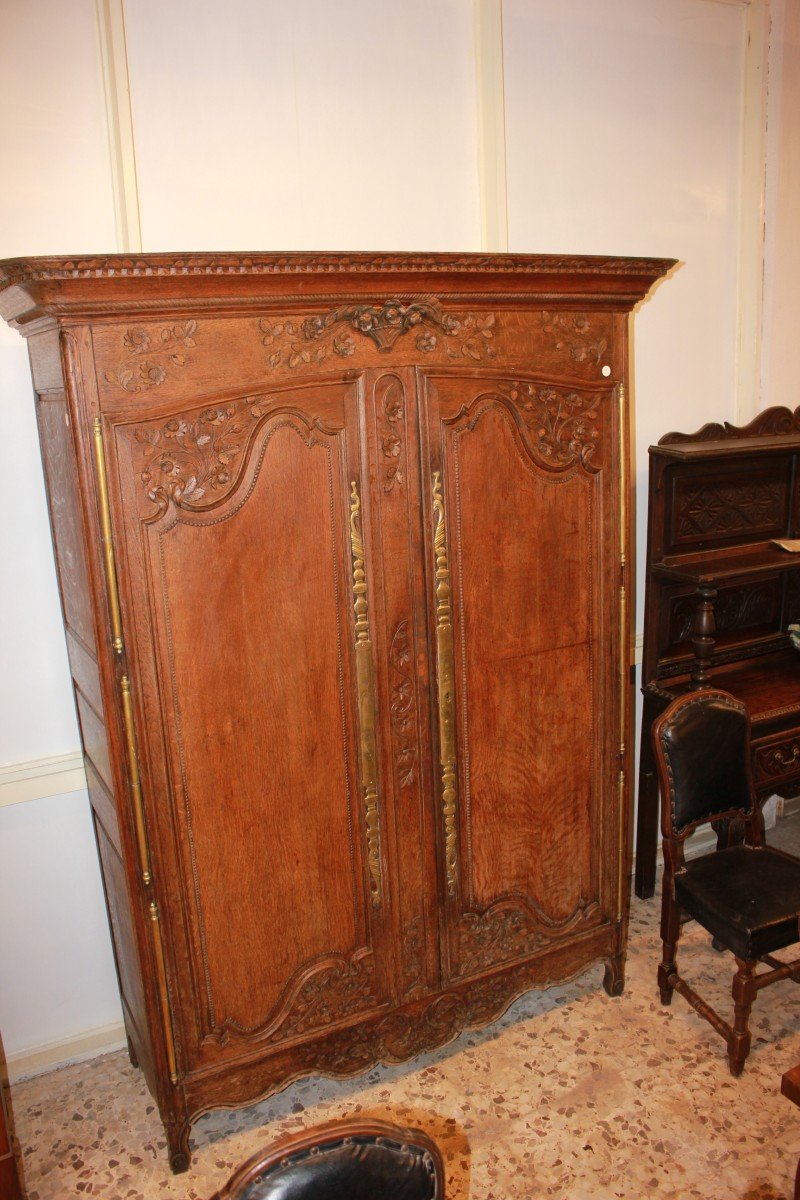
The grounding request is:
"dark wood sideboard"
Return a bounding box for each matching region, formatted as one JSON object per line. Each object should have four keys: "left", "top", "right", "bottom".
{"left": 635, "top": 407, "right": 800, "bottom": 899}
{"left": 0, "top": 252, "right": 672, "bottom": 1169}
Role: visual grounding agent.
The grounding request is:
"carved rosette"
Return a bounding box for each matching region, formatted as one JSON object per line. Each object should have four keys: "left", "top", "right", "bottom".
{"left": 674, "top": 481, "right": 784, "bottom": 539}
{"left": 260, "top": 298, "right": 496, "bottom": 367}
{"left": 105, "top": 321, "right": 198, "bottom": 392}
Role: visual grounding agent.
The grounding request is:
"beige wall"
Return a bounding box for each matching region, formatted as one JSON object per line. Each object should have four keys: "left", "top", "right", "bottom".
{"left": 0, "top": 0, "right": 797, "bottom": 1072}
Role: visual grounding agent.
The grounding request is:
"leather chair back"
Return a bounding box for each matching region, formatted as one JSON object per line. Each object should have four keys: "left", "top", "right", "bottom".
{"left": 654, "top": 689, "right": 754, "bottom": 837}
{"left": 210, "top": 1119, "right": 444, "bottom": 1200}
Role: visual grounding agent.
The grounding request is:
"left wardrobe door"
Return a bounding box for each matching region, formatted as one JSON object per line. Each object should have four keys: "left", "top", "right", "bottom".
{"left": 104, "top": 375, "right": 393, "bottom": 1078}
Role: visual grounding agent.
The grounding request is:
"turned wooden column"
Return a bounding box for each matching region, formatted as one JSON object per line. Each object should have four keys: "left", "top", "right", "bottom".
{"left": 690, "top": 583, "right": 718, "bottom": 688}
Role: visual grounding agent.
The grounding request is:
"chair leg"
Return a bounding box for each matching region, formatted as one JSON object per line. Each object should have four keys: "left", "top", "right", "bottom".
{"left": 658, "top": 885, "right": 681, "bottom": 1005}
{"left": 728, "top": 957, "right": 756, "bottom": 1076}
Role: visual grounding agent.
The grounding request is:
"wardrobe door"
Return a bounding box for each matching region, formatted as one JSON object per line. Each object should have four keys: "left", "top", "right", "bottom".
{"left": 105, "top": 375, "right": 393, "bottom": 1075}
{"left": 419, "top": 367, "right": 622, "bottom": 983}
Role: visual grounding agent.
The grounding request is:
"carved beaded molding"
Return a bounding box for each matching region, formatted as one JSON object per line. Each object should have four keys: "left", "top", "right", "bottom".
{"left": 0, "top": 251, "right": 676, "bottom": 284}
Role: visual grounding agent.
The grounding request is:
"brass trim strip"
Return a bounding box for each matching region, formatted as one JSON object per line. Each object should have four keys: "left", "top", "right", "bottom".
{"left": 432, "top": 471, "right": 458, "bottom": 897}
{"left": 149, "top": 901, "right": 179, "bottom": 1084}
{"left": 92, "top": 417, "right": 124, "bottom": 655}
{"left": 349, "top": 480, "right": 383, "bottom": 907}
{"left": 121, "top": 676, "right": 152, "bottom": 886}
{"left": 617, "top": 383, "right": 629, "bottom": 920}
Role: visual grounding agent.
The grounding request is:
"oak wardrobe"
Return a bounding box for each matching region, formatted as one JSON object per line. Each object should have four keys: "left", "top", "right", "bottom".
{"left": 0, "top": 252, "right": 672, "bottom": 1169}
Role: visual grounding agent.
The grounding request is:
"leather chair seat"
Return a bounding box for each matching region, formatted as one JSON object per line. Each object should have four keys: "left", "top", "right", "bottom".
{"left": 677, "top": 844, "right": 800, "bottom": 961}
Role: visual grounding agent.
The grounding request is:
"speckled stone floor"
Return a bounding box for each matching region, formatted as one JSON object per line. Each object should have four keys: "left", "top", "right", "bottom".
{"left": 8, "top": 870, "right": 800, "bottom": 1198}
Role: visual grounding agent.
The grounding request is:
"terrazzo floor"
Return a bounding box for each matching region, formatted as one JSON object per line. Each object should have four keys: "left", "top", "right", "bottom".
{"left": 8, "top": 849, "right": 800, "bottom": 1199}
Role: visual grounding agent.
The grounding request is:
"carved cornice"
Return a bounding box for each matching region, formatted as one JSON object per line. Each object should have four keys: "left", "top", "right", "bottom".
{"left": 0, "top": 251, "right": 677, "bottom": 285}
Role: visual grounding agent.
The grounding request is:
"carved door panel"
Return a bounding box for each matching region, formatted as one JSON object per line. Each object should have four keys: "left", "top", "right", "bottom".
{"left": 419, "top": 369, "right": 620, "bottom": 983}
{"left": 105, "top": 377, "right": 393, "bottom": 1071}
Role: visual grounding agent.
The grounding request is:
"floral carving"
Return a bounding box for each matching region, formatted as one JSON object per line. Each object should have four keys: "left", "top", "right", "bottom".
{"left": 457, "top": 906, "right": 546, "bottom": 977}
{"left": 498, "top": 382, "right": 601, "bottom": 468}
{"left": 379, "top": 377, "right": 405, "bottom": 493}
{"left": 401, "top": 915, "right": 425, "bottom": 998}
{"left": 260, "top": 299, "right": 496, "bottom": 368}
{"left": 456, "top": 899, "right": 594, "bottom": 978}
{"left": 541, "top": 311, "right": 607, "bottom": 365}
{"left": 268, "top": 954, "right": 377, "bottom": 1042}
{"left": 105, "top": 321, "right": 198, "bottom": 392}
{"left": 133, "top": 393, "right": 326, "bottom": 510}
{"left": 136, "top": 403, "right": 248, "bottom": 509}
{"left": 389, "top": 620, "right": 417, "bottom": 789}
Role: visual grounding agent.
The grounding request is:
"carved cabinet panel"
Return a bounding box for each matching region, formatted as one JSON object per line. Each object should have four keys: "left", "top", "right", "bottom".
{"left": 0, "top": 251, "right": 672, "bottom": 1171}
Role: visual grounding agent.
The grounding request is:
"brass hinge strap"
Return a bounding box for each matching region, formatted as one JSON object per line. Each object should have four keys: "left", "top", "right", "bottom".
{"left": 149, "top": 902, "right": 179, "bottom": 1084}
{"left": 92, "top": 418, "right": 124, "bottom": 656}
{"left": 94, "top": 418, "right": 176, "bottom": 1079}
{"left": 617, "top": 383, "right": 629, "bottom": 920}
{"left": 121, "top": 675, "right": 152, "bottom": 887}
{"left": 432, "top": 471, "right": 458, "bottom": 898}
{"left": 349, "top": 480, "right": 383, "bottom": 908}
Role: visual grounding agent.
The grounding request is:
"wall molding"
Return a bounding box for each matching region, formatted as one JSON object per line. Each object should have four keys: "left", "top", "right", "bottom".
{"left": 474, "top": 0, "right": 508, "bottom": 252}
{"left": 5, "top": 1020, "right": 126, "bottom": 1083}
{"left": 95, "top": 0, "right": 143, "bottom": 253}
{"left": 0, "top": 752, "right": 86, "bottom": 808}
{"left": 735, "top": 0, "right": 771, "bottom": 423}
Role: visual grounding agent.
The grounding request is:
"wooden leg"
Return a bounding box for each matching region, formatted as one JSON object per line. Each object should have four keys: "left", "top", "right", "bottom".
{"left": 658, "top": 882, "right": 681, "bottom": 1005}
{"left": 603, "top": 952, "right": 626, "bottom": 997}
{"left": 728, "top": 957, "right": 756, "bottom": 1076}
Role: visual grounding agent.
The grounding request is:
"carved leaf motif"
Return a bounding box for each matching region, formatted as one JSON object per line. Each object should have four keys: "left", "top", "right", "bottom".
{"left": 456, "top": 899, "right": 593, "bottom": 977}
{"left": 134, "top": 394, "right": 331, "bottom": 510}
{"left": 457, "top": 907, "right": 546, "bottom": 976}
{"left": 499, "top": 382, "right": 601, "bottom": 468}
{"left": 541, "top": 311, "right": 607, "bottom": 365}
{"left": 259, "top": 298, "right": 497, "bottom": 368}
{"left": 268, "top": 955, "right": 377, "bottom": 1041}
{"left": 389, "top": 620, "right": 418, "bottom": 789}
{"left": 401, "top": 915, "right": 425, "bottom": 997}
{"left": 379, "top": 377, "right": 406, "bottom": 493}
{"left": 106, "top": 321, "right": 198, "bottom": 392}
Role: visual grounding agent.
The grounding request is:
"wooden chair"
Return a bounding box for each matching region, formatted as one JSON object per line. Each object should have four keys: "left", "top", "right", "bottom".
{"left": 208, "top": 1118, "right": 444, "bottom": 1200}
{"left": 652, "top": 688, "right": 800, "bottom": 1074}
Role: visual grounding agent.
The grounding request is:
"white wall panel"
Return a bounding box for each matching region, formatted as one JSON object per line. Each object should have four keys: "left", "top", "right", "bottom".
{"left": 123, "top": 0, "right": 481, "bottom": 251}
{"left": 503, "top": 0, "right": 748, "bottom": 630}
{"left": 763, "top": 0, "right": 800, "bottom": 408}
{"left": 0, "top": 0, "right": 120, "bottom": 1062}
{"left": 0, "top": 792, "right": 122, "bottom": 1060}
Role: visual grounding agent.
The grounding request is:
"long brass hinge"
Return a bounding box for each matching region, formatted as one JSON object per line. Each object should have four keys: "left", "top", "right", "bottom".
{"left": 93, "top": 415, "right": 179, "bottom": 1083}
